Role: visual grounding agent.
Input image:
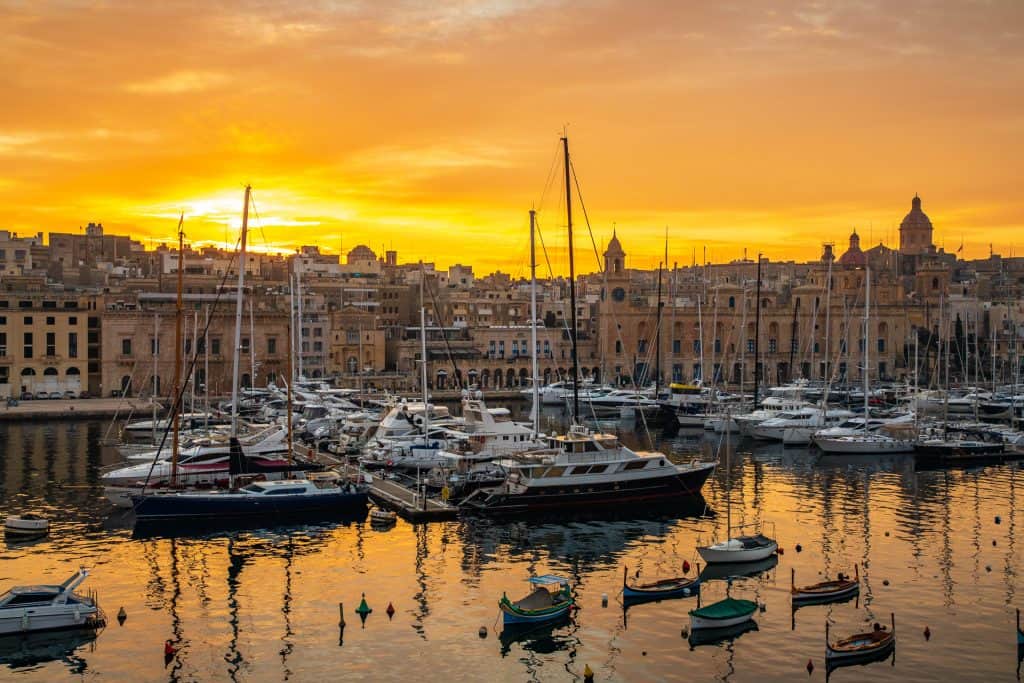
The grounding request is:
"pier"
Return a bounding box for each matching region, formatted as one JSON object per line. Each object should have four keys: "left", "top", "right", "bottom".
{"left": 0, "top": 398, "right": 158, "bottom": 422}
{"left": 366, "top": 476, "right": 460, "bottom": 522}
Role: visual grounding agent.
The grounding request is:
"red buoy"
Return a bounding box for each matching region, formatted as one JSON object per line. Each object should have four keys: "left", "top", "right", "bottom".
{"left": 806, "top": 658, "right": 814, "bottom": 675}
{"left": 386, "top": 602, "right": 396, "bottom": 618}
{"left": 164, "top": 640, "right": 176, "bottom": 657}
{"left": 778, "top": 547, "right": 785, "bottom": 555}
{"left": 682, "top": 560, "right": 691, "bottom": 573}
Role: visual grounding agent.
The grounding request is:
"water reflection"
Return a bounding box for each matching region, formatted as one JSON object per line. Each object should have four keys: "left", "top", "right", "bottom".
{"left": 0, "top": 628, "right": 99, "bottom": 673}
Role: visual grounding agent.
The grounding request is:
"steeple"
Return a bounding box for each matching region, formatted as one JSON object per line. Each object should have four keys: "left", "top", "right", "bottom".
{"left": 603, "top": 228, "right": 625, "bottom": 274}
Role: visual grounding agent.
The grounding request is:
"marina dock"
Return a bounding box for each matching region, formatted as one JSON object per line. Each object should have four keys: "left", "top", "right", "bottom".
{"left": 366, "top": 476, "right": 460, "bottom": 522}
{"left": 0, "top": 398, "right": 159, "bottom": 422}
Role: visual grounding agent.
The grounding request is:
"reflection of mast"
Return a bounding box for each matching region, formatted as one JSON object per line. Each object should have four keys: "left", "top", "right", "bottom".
{"left": 279, "top": 537, "right": 295, "bottom": 679}
{"left": 1007, "top": 467, "right": 1017, "bottom": 604}
{"left": 940, "top": 472, "right": 954, "bottom": 607}
{"left": 225, "top": 538, "right": 246, "bottom": 681}
{"left": 411, "top": 523, "right": 430, "bottom": 638}
{"left": 167, "top": 538, "right": 184, "bottom": 680}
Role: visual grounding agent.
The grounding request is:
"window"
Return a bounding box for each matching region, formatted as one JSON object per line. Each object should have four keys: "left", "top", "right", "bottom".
{"left": 714, "top": 339, "right": 722, "bottom": 353}
{"left": 45, "top": 316, "right": 55, "bottom": 325}
{"left": 23, "top": 332, "right": 32, "bottom": 358}
{"left": 211, "top": 338, "right": 221, "bottom": 355}
{"left": 638, "top": 339, "right": 647, "bottom": 353}
{"left": 747, "top": 340, "right": 755, "bottom": 353}
{"left": 0, "top": 332, "right": 5, "bottom": 356}
{"left": 313, "top": 341, "right": 323, "bottom": 352}
{"left": 68, "top": 316, "right": 77, "bottom": 325}
{"left": 122, "top": 338, "right": 132, "bottom": 356}
{"left": 68, "top": 332, "right": 78, "bottom": 359}
{"left": 877, "top": 338, "right": 885, "bottom": 353}
{"left": 87, "top": 331, "right": 98, "bottom": 344}
{"left": 241, "top": 337, "right": 250, "bottom": 353}
{"left": 693, "top": 340, "right": 701, "bottom": 353}
{"left": 150, "top": 338, "right": 159, "bottom": 354}
{"left": 728, "top": 296, "right": 735, "bottom": 308}
{"left": 0, "top": 316, "right": 5, "bottom": 325}
{"left": 267, "top": 338, "right": 276, "bottom": 354}
{"left": 791, "top": 339, "right": 799, "bottom": 352}
{"left": 615, "top": 340, "right": 622, "bottom": 353}
{"left": 23, "top": 316, "right": 32, "bottom": 325}
{"left": 672, "top": 339, "right": 681, "bottom": 354}
{"left": 0, "top": 367, "right": 7, "bottom": 384}
{"left": 313, "top": 328, "right": 322, "bottom": 337}
{"left": 768, "top": 338, "right": 777, "bottom": 353}
{"left": 45, "top": 332, "right": 55, "bottom": 356}
{"left": 346, "top": 330, "right": 359, "bottom": 343}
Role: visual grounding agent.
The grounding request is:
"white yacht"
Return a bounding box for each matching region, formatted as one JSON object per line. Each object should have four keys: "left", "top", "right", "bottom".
{"left": 0, "top": 569, "right": 103, "bottom": 635}
{"left": 751, "top": 408, "right": 855, "bottom": 442}
{"left": 814, "top": 432, "right": 916, "bottom": 454}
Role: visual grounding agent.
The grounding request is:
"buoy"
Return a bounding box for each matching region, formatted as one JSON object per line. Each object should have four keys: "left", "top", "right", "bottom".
{"left": 683, "top": 560, "right": 691, "bottom": 573}
{"left": 584, "top": 663, "right": 594, "bottom": 681}
{"left": 117, "top": 606, "right": 127, "bottom": 625}
{"left": 806, "top": 658, "right": 814, "bottom": 675}
{"left": 478, "top": 626, "right": 487, "bottom": 639}
{"left": 641, "top": 651, "right": 647, "bottom": 656}
{"left": 882, "top": 579, "right": 890, "bottom": 586}
{"left": 924, "top": 626, "right": 931, "bottom": 640}
{"left": 164, "top": 640, "right": 176, "bottom": 657}
{"left": 386, "top": 602, "right": 395, "bottom": 619}
{"left": 993, "top": 539, "right": 998, "bottom": 547}
{"left": 986, "top": 565, "right": 992, "bottom": 572}
{"left": 601, "top": 593, "right": 608, "bottom": 607}
{"left": 355, "top": 594, "right": 372, "bottom": 615}
{"left": 759, "top": 602, "right": 766, "bottom": 613}
{"left": 777, "top": 547, "right": 785, "bottom": 556}
{"left": 884, "top": 531, "right": 890, "bottom": 537}
{"left": 996, "top": 516, "right": 1002, "bottom": 524}
{"left": 795, "top": 543, "right": 803, "bottom": 553}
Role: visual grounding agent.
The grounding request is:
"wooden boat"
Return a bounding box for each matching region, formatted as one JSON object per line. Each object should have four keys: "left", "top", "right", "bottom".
{"left": 499, "top": 575, "right": 573, "bottom": 626}
{"left": 689, "top": 596, "right": 757, "bottom": 630}
{"left": 826, "top": 613, "right": 895, "bottom": 662}
{"left": 792, "top": 565, "right": 859, "bottom": 605}
{"left": 4, "top": 514, "right": 49, "bottom": 539}
{"left": 622, "top": 564, "right": 700, "bottom": 603}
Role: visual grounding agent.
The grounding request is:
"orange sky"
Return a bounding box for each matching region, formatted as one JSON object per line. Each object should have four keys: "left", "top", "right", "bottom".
{"left": 1, "top": 1, "right": 1022, "bottom": 274}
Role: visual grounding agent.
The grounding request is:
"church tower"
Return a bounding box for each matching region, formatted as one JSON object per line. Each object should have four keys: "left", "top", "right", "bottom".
{"left": 603, "top": 229, "right": 626, "bottom": 275}
{"left": 899, "top": 194, "right": 934, "bottom": 256}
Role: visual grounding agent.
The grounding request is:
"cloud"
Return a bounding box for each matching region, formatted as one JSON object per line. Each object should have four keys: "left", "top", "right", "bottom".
{"left": 124, "top": 70, "right": 230, "bottom": 95}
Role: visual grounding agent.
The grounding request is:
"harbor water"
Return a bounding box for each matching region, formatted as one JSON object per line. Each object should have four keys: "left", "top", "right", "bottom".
{"left": 1, "top": 410, "right": 1023, "bottom": 681}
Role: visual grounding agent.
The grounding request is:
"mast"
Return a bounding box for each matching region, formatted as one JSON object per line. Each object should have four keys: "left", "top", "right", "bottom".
{"left": 151, "top": 313, "right": 159, "bottom": 445}
{"left": 171, "top": 214, "right": 185, "bottom": 485}
{"left": 562, "top": 135, "right": 580, "bottom": 424}
{"left": 420, "top": 307, "right": 430, "bottom": 442}
{"left": 655, "top": 262, "right": 663, "bottom": 394}
{"left": 357, "top": 324, "right": 364, "bottom": 396}
{"left": 296, "top": 267, "right": 304, "bottom": 380}
{"left": 286, "top": 285, "right": 294, "bottom": 466}
{"left": 530, "top": 208, "right": 540, "bottom": 435}
{"left": 697, "top": 295, "right": 705, "bottom": 383}
{"left": 249, "top": 293, "right": 256, "bottom": 391}
{"left": 203, "top": 305, "right": 210, "bottom": 432}
{"left": 752, "top": 254, "right": 763, "bottom": 407}
{"left": 863, "top": 265, "right": 870, "bottom": 432}
{"left": 191, "top": 311, "right": 198, "bottom": 413}
{"left": 229, "top": 185, "right": 250, "bottom": 438}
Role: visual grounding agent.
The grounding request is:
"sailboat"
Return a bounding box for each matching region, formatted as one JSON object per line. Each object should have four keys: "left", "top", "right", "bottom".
{"left": 132, "top": 186, "right": 366, "bottom": 524}
{"left": 814, "top": 265, "right": 915, "bottom": 454}
{"left": 697, "top": 413, "right": 778, "bottom": 564}
{"left": 462, "top": 136, "right": 715, "bottom": 515}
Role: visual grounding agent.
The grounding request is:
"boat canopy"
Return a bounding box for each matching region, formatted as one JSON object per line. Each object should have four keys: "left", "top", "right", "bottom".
{"left": 528, "top": 575, "right": 569, "bottom": 586}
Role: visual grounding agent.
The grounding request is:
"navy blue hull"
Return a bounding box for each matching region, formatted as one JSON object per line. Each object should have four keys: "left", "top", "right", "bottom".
{"left": 132, "top": 490, "right": 368, "bottom": 521}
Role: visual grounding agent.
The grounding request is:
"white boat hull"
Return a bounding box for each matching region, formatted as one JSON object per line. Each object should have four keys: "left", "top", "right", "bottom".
{"left": 781, "top": 427, "right": 815, "bottom": 445}
{"left": 814, "top": 436, "right": 915, "bottom": 454}
{"left": 0, "top": 606, "right": 100, "bottom": 635}
{"left": 697, "top": 542, "right": 778, "bottom": 565}
{"left": 689, "top": 612, "right": 755, "bottom": 630}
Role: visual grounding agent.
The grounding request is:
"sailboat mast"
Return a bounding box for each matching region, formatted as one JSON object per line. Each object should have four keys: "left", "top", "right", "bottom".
{"left": 530, "top": 209, "right": 540, "bottom": 436}
{"left": 229, "top": 185, "right": 251, "bottom": 438}
{"left": 286, "top": 285, "right": 294, "bottom": 466}
{"left": 655, "top": 262, "right": 663, "bottom": 394}
{"left": 249, "top": 294, "right": 256, "bottom": 391}
{"left": 562, "top": 136, "right": 580, "bottom": 423}
{"left": 171, "top": 215, "right": 185, "bottom": 485}
{"left": 863, "top": 265, "right": 870, "bottom": 432}
{"left": 752, "top": 254, "right": 763, "bottom": 407}
{"left": 152, "top": 313, "right": 159, "bottom": 445}
{"left": 420, "top": 303, "right": 430, "bottom": 442}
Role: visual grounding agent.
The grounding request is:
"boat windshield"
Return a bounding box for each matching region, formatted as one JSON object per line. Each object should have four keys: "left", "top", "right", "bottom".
{"left": 243, "top": 484, "right": 267, "bottom": 493}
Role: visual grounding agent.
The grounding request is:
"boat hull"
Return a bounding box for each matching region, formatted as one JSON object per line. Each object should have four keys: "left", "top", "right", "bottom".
{"left": 689, "top": 611, "right": 755, "bottom": 630}
{"left": 623, "top": 580, "right": 699, "bottom": 603}
{"left": 0, "top": 607, "right": 102, "bottom": 636}
{"left": 792, "top": 584, "right": 859, "bottom": 605}
{"left": 697, "top": 542, "right": 778, "bottom": 565}
{"left": 464, "top": 464, "right": 714, "bottom": 516}
{"left": 132, "top": 489, "right": 368, "bottom": 521}
{"left": 499, "top": 601, "right": 572, "bottom": 625}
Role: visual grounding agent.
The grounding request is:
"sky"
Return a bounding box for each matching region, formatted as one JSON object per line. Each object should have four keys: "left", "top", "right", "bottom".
{"left": 0, "top": 0, "right": 1022, "bottom": 274}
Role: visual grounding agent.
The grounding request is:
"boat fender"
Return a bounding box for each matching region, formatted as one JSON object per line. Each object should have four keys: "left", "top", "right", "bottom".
{"left": 806, "top": 659, "right": 814, "bottom": 675}
{"left": 680, "top": 627, "right": 689, "bottom": 639}
{"left": 924, "top": 626, "right": 931, "bottom": 640}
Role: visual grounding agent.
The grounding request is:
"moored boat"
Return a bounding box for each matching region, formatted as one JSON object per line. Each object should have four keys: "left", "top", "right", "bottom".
{"left": 826, "top": 613, "right": 895, "bottom": 663}
{"left": 791, "top": 565, "right": 859, "bottom": 605}
{"left": 4, "top": 514, "right": 49, "bottom": 539}
{"left": 499, "top": 575, "right": 573, "bottom": 626}
{"left": 0, "top": 568, "right": 104, "bottom": 635}
{"left": 688, "top": 596, "right": 757, "bottom": 630}
{"left": 622, "top": 563, "right": 700, "bottom": 603}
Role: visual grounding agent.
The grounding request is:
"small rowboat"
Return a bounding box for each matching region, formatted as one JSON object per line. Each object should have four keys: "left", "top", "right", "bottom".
{"left": 792, "top": 565, "right": 859, "bottom": 605}
{"left": 826, "top": 613, "right": 896, "bottom": 662}
{"left": 4, "top": 514, "right": 49, "bottom": 539}
{"left": 622, "top": 563, "right": 700, "bottom": 603}
{"left": 689, "top": 596, "right": 758, "bottom": 631}
{"left": 499, "top": 575, "right": 573, "bottom": 626}
{"left": 369, "top": 508, "right": 397, "bottom": 525}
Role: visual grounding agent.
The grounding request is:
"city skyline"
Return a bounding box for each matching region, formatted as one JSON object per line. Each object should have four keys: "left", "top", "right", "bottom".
{"left": 1, "top": 1, "right": 1021, "bottom": 272}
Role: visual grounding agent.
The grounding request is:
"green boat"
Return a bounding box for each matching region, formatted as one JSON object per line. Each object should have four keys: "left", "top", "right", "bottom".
{"left": 689, "top": 596, "right": 757, "bottom": 630}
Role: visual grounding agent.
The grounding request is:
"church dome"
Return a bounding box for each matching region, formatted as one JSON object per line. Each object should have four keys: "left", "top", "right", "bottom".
{"left": 838, "top": 228, "right": 866, "bottom": 267}
{"left": 901, "top": 194, "right": 932, "bottom": 232}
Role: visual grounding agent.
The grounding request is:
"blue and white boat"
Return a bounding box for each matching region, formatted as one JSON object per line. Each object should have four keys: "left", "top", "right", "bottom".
{"left": 499, "top": 575, "right": 573, "bottom": 625}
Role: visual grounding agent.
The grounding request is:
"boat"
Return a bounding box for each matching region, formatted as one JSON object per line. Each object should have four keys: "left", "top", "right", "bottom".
{"left": 697, "top": 419, "right": 777, "bottom": 564}
{"left": 4, "top": 514, "right": 49, "bottom": 539}
{"left": 622, "top": 563, "right": 700, "bottom": 603}
{"left": 461, "top": 425, "right": 715, "bottom": 515}
{"left": 499, "top": 575, "right": 574, "bottom": 626}
{"left": 369, "top": 508, "right": 397, "bottom": 526}
{"left": 132, "top": 460, "right": 368, "bottom": 522}
{"left": 791, "top": 565, "right": 859, "bottom": 605}
{"left": 913, "top": 438, "right": 1010, "bottom": 468}
{"left": 688, "top": 595, "right": 757, "bottom": 631}
{"left": 0, "top": 568, "right": 104, "bottom": 635}
{"left": 826, "top": 613, "right": 895, "bottom": 663}
{"left": 814, "top": 433, "right": 916, "bottom": 454}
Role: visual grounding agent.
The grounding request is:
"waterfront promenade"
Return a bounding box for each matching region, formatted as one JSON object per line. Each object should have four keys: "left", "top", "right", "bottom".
{"left": 0, "top": 397, "right": 157, "bottom": 421}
